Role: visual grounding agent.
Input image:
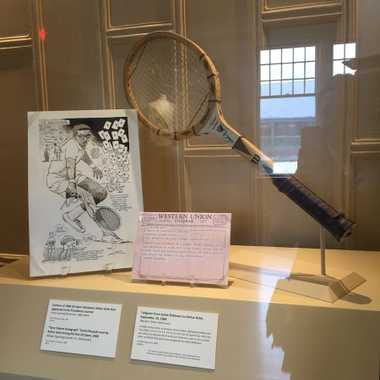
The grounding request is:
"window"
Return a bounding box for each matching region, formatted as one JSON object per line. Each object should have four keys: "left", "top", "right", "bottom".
{"left": 259, "top": 46, "right": 317, "bottom": 174}
{"left": 332, "top": 43, "right": 356, "bottom": 76}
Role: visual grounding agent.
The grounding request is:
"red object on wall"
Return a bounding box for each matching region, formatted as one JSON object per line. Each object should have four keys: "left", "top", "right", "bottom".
{"left": 38, "top": 28, "right": 47, "bottom": 41}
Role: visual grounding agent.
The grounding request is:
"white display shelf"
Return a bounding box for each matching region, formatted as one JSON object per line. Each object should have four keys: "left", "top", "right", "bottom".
{"left": 0, "top": 245, "right": 379, "bottom": 380}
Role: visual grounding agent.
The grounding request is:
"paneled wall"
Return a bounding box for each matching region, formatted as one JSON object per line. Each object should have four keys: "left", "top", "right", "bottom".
{"left": 101, "top": 0, "right": 181, "bottom": 216}
{"left": 183, "top": 0, "right": 259, "bottom": 244}
{"left": 349, "top": 0, "right": 380, "bottom": 249}
{"left": 0, "top": 0, "right": 180, "bottom": 254}
{"left": 256, "top": 0, "right": 380, "bottom": 250}
{"left": 42, "top": 0, "right": 104, "bottom": 110}
{"left": 0, "top": 0, "right": 35, "bottom": 253}
{"left": 0, "top": 0, "right": 379, "bottom": 254}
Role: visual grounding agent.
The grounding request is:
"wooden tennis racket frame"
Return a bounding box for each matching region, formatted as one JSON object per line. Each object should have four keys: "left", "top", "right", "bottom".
{"left": 123, "top": 31, "right": 355, "bottom": 244}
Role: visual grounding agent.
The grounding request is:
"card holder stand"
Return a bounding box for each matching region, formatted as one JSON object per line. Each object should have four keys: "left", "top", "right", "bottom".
{"left": 58, "top": 263, "right": 116, "bottom": 277}
{"left": 158, "top": 276, "right": 200, "bottom": 287}
{"left": 59, "top": 265, "right": 71, "bottom": 277}
{"left": 189, "top": 275, "right": 196, "bottom": 288}
{"left": 104, "top": 262, "right": 114, "bottom": 273}
{"left": 137, "top": 271, "right": 225, "bottom": 288}
{"left": 160, "top": 272, "right": 169, "bottom": 286}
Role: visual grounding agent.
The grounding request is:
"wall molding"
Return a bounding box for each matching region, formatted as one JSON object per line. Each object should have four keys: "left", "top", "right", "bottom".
{"left": 184, "top": 143, "right": 237, "bottom": 154}
{"left": 0, "top": 253, "right": 26, "bottom": 268}
{"left": 104, "top": 0, "right": 175, "bottom": 32}
{"left": 261, "top": 12, "right": 342, "bottom": 27}
{"left": 260, "top": 0, "right": 344, "bottom": 27}
{"left": 106, "top": 22, "right": 173, "bottom": 37}
{"left": 351, "top": 139, "right": 380, "bottom": 155}
{"left": 0, "top": 35, "right": 32, "bottom": 48}
{"left": 261, "top": 0, "right": 343, "bottom": 16}
{"left": 184, "top": 152, "right": 241, "bottom": 159}
{"left": 31, "top": 0, "right": 48, "bottom": 110}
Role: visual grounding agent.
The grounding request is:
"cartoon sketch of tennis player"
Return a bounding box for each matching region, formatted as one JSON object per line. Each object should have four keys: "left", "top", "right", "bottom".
{"left": 46, "top": 123, "right": 123, "bottom": 243}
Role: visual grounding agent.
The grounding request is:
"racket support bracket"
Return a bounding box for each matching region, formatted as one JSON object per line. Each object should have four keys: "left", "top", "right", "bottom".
{"left": 320, "top": 227, "right": 326, "bottom": 276}
{"left": 230, "top": 227, "right": 366, "bottom": 303}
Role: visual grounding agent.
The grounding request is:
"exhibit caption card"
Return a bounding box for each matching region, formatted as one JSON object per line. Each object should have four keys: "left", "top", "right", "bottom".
{"left": 28, "top": 110, "right": 143, "bottom": 277}
{"left": 132, "top": 212, "right": 231, "bottom": 286}
{"left": 131, "top": 307, "right": 218, "bottom": 369}
{"left": 41, "top": 299, "right": 122, "bottom": 358}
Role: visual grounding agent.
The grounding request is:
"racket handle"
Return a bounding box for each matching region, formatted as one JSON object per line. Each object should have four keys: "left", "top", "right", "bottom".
{"left": 270, "top": 174, "right": 355, "bottom": 241}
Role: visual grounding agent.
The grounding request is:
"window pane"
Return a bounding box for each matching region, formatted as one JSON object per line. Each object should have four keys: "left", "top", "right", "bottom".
{"left": 282, "top": 48, "right": 293, "bottom": 63}
{"left": 305, "top": 79, "right": 315, "bottom": 93}
{"left": 345, "top": 43, "right": 356, "bottom": 59}
{"left": 282, "top": 63, "right": 293, "bottom": 79}
{"left": 333, "top": 60, "right": 345, "bottom": 75}
{"left": 260, "top": 96, "right": 316, "bottom": 119}
{"left": 305, "top": 46, "right": 315, "bottom": 61}
{"left": 294, "top": 62, "right": 305, "bottom": 79}
{"left": 273, "top": 162, "right": 298, "bottom": 174}
{"left": 345, "top": 66, "right": 356, "bottom": 76}
{"left": 271, "top": 64, "right": 281, "bottom": 80}
{"left": 294, "top": 47, "right": 305, "bottom": 62}
{"left": 261, "top": 81, "right": 270, "bottom": 97}
{"left": 294, "top": 79, "right": 304, "bottom": 94}
{"left": 271, "top": 49, "right": 282, "bottom": 64}
{"left": 261, "top": 50, "right": 270, "bottom": 64}
{"left": 282, "top": 81, "right": 293, "bottom": 96}
{"left": 271, "top": 81, "right": 281, "bottom": 96}
{"left": 260, "top": 96, "right": 316, "bottom": 174}
{"left": 333, "top": 43, "right": 345, "bottom": 60}
{"left": 261, "top": 65, "right": 269, "bottom": 80}
{"left": 305, "top": 62, "right": 315, "bottom": 78}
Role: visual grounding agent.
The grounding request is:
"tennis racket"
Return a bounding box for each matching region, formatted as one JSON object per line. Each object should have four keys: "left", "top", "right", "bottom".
{"left": 124, "top": 31, "right": 354, "bottom": 241}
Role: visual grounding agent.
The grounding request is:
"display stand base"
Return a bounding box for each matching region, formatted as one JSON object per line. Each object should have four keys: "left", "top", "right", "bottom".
{"left": 230, "top": 262, "right": 366, "bottom": 303}
{"left": 277, "top": 272, "right": 366, "bottom": 303}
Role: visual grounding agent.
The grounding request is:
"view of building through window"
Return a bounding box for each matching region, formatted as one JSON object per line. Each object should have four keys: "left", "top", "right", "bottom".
{"left": 259, "top": 46, "right": 316, "bottom": 174}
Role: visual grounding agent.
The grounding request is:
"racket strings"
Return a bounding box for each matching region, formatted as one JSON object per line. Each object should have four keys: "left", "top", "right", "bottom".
{"left": 128, "top": 37, "right": 212, "bottom": 135}
{"left": 128, "top": 43, "right": 148, "bottom": 81}
{"left": 185, "top": 91, "right": 210, "bottom": 132}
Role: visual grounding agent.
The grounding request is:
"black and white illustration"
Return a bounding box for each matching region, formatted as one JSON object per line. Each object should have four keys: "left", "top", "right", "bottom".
{"left": 28, "top": 110, "right": 143, "bottom": 277}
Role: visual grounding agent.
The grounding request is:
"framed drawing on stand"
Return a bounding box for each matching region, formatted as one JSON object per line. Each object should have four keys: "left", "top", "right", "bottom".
{"left": 28, "top": 109, "right": 143, "bottom": 277}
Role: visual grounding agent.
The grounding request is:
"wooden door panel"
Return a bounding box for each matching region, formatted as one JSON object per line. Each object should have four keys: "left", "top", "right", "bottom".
{"left": 186, "top": 0, "right": 257, "bottom": 147}
{"left": 0, "top": 47, "right": 37, "bottom": 253}
{"left": 43, "top": 0, "right": 104, "bottom": 109}
{"left": 184, "top": 157, "right": 256, "bottom": 244}
{"left": 351, "top": 156, "right": 380, "bottom": 250}
{"left": 0, "top": 0, "right": 32, "bottom": 37}
{"left": 110, "top": 36, "right": 180, "bottom": 212}
{"left": 108, "top": 0, "right": 173, "bottom": 28}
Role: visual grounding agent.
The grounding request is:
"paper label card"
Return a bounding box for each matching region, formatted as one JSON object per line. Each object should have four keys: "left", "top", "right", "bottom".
{"left": 132, "top": 212, "right": 231, "bottom": 286}
{"left": 41, "top": 299, "right": 122, "bottom": 358}
{"left": 131, "top": 307, "right": 219, "bottom": 369}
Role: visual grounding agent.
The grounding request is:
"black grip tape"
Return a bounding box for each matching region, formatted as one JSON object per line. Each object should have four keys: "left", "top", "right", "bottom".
{"left": 270, "top": 175, "right": 355, "bottom": 241}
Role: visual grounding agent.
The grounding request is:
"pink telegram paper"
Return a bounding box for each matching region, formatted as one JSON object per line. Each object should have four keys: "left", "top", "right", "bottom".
{"left": 132, "top": 212, "right": 231, "bottom": 286}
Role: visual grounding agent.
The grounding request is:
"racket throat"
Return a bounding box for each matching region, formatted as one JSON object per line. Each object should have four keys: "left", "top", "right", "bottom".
{"left": 201, "top": 110, "right": 240, "bottom": 146}
{"left": 233, "top": 138, "right": 261, "bottom": 164}
{"left": 233, "top": 136, "right": 274, "bottom": 173}
{"left": 202, "top": 114, "right": 274, "bottom": 172}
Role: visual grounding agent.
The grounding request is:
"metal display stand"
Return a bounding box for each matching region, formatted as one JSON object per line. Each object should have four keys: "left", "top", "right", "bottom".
{"left": 230, "top": 227, "right": 366, "bottom": 303}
